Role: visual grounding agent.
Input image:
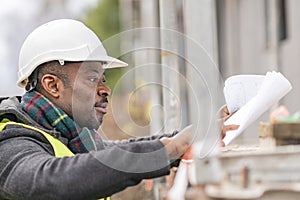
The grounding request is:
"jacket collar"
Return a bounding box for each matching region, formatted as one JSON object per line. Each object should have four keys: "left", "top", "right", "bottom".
{"left": 0, "top": 96, "right": 67, "bottom": 144}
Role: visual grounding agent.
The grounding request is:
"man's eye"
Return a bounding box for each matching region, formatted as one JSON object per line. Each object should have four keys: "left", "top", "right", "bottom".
{"left": 89, "top": 78, "right": 99, "bottom": 82}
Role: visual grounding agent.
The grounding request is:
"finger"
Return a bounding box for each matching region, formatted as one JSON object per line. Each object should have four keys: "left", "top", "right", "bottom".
{"left": 223, "top": 106, "right": 230, "bottom": 116}
{"left": 225, "top": 125, "right": 240, "bottom": 131}
{"left": 220, "top": 125, "right": 239, "bottom": 141}
{"left": 223, "top": 109, "right": 238, "bottom": 121}
{"left": 221, "top": 131, "right": 226, "bottom": 140}
{"left": 219, "top": 105, "right": 230, "bottom": 118}
{"left": 220, "top": 141, "right": 225, "bottom": 147}
{"left": 221, "top": 125, "right": 226, "bottom": 139}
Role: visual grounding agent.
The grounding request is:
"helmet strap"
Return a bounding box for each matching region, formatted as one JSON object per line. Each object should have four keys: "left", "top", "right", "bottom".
{"left": 25, "top": 69, "right": 38, "bottom": 92}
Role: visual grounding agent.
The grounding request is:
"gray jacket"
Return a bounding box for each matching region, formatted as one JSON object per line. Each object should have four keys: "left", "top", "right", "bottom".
{"left": 0, "top": 97, "right": 173, "bottom": 200}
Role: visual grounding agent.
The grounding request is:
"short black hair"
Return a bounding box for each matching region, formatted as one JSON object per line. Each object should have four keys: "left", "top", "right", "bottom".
{"left": 27, "top": 61, "right": 71, "bottom": 92}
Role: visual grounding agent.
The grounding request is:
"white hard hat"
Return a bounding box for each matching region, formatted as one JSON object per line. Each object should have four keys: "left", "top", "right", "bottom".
{"left": 17, "top": 19, "right": 128, "bottom": 87}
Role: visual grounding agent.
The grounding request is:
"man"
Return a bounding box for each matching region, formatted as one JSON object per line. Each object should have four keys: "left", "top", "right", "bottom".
{"left": 0, "top": 19, "right": 236, "bottom": 200}
{"left": 0, "top": 19, "right": 193, "bottom": 200}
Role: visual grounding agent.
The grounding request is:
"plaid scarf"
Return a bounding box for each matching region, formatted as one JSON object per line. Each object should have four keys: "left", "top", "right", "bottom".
{"left": 21, "top": 90, "right": 103, "bottom": 153}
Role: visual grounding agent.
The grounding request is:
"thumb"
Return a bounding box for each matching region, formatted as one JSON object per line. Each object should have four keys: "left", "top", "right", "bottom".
{"left": 174, "top": 124, "right": 193, "bottom": 143}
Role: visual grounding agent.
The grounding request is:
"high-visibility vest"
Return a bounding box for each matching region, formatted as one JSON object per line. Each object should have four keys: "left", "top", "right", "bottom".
{"left": 0, "top": 119, "right": 110, "bottom": 200}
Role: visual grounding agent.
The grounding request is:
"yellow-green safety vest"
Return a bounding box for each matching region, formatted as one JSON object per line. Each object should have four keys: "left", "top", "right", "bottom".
{"left": 0, "top": 119, "right": 110, "bottom": 200}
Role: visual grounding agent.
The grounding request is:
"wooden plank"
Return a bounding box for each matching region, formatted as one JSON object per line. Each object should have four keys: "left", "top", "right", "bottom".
{"left": 259, "top": 122, "right": 300, "bottom": 146}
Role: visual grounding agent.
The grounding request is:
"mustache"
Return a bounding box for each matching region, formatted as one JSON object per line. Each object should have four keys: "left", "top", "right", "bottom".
{"left": 95, "top": 97, "right": 108, "bottom": 107}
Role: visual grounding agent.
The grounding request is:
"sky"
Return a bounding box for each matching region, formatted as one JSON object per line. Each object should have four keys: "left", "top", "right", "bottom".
{"left": 0, "top": 0, "right": 99, "bottom": 96}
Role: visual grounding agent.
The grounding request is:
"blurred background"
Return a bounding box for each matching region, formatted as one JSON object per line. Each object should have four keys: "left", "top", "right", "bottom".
{"left": 1, "top": 0, "right": 299, "bottom": 199}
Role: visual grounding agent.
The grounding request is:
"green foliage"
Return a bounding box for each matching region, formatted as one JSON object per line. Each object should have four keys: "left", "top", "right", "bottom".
{"left": 84, "top": 0, "right": 124, "bottom": 90}
{"left": 85, "top": 0, "right": 120, "bottom": 42}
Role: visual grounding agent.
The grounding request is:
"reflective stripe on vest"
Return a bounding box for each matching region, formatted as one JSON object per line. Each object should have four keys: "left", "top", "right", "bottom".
{"left": 0, "top": 120, "right": 73, "bottom": 157}
{"left": 0, "top": 119, "right": 110, "bottom": 200}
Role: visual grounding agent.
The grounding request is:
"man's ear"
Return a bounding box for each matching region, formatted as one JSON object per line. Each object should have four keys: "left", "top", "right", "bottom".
{"left": 40, "top": 74, "right": 63, "bottom": 98}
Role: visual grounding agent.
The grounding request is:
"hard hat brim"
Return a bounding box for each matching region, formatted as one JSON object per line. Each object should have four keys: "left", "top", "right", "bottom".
{"left": 17, "top": 45, "right": 128, "bottom": 88}
{"left": 17, "top": 57, "right": 128, "bottom": 88}
{"left": 99, "top": 55, "right": 128, "bottom": 69}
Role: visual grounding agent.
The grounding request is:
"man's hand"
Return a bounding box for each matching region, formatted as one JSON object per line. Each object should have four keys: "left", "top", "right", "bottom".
{"left": 219, "top": 105, "right": 231, "bottom": 119}
{"left": 160, "top": 125, "right": 193, "bottom": 160}
{"left": 220, "top": 124, "right": 240, "bottom": 147}
{"left": 218, "top": 105, "right": 239, "bottom": 147}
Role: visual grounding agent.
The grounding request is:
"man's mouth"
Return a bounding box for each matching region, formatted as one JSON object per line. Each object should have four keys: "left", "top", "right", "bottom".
{"left": 94, "top": 102, "right": 108, "bottom": 114}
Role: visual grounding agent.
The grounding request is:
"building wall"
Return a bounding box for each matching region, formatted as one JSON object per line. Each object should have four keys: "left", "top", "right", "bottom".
{"left": 281, "top": 0, "right": 300, "bottom": 112}
{"left": 118, "top": 0, "right": 300, "bottom": 145}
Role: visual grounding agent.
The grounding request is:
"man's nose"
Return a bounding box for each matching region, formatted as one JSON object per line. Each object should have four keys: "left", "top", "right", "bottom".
{"left": 97, "top": 84, "right": 111, "bottom": 97}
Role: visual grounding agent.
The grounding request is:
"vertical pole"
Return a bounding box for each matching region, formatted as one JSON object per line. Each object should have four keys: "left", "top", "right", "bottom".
{"left": 138, "top": 0, "right": 163, "bottom": 135}
{"left": 266, "top": 0, "right": 280, "bottom": 71}
{"left": 159, "top": 0, "right": 182, "bottom": 133}
{"left": 184, "top": 0, "right": 221, "bottom": 158}
{"left": 266, "top": 0, "right": 280, "bottom": 111}
{"left": 119, "top": 0, "right": 135, "bottom": 92}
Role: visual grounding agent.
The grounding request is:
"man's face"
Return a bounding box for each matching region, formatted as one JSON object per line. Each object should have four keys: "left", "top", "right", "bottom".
{"left": 59, "top": 61, "right": 111, "bottom": 130}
